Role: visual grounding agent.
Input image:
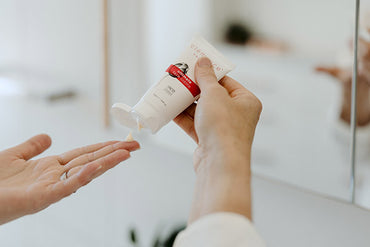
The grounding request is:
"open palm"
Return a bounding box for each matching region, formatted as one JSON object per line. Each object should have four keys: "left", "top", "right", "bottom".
{"left": 0, "top": 134, "right": 140, "bottom": 225}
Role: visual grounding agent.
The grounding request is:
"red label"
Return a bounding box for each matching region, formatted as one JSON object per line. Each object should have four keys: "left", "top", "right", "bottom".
{"left": 166, "top": 65, "right": 200, "bottom": 97}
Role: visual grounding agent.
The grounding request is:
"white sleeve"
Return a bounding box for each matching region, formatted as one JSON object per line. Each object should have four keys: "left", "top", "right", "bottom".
{"left": 173, "top": 213, "right": 266, "bottom": 247}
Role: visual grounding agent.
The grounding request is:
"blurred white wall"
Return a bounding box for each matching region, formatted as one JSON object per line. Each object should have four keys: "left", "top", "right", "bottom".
{"left": 0, "top": 0, "right": 144, "bottom": 106}
{"left": 0, "top": 0, "right": 102, "bottom": 97}
{"left": 212, "top": 0, "right": 356, "bottom": 58}
{"left": 140, "top": 0, "right": 214, "bottom": 154}
{"left": 0, "top": 1, "right": 21, "bottom": 66}
{"left": 141, "top": 0, "right": 213, "bottom": 87}
{"left": 109, "top": 0, "right": 146, "bottom": 106}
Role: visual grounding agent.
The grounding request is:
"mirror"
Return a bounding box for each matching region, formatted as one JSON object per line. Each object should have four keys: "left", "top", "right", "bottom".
{"left": 149, "top": 0, "right": 358, "bottom": 203}
{"left": 354, "top": 1, "right": 370, "bottom": 210}
{"left": 212, "top": 0, "right": 359, "bottom": 202}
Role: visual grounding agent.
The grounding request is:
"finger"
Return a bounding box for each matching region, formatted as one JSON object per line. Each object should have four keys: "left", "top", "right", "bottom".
{"left": 184, "top": 102, "right": 197, "bottom": 118}
{"left": 316, "top": 66, "right": 352, "bottom": 85}
{"left": 194, "top": 57, "right": 227, "bottom": 96}
{"left": 63, "top": 141, "right": 139, "bottom": 170}
{"left": 7, "top": 134, "right": 52, "bottom": 160}
{"left": 219, "top": 76, "right": 249, "bottom": 97}
{"left": 177, "top": 102, "right": 197, "bottom": 120}
{"left": 58, "top": 141, "right": 120, "bottom": 165}
{"left": 315, "top": 66, "right": 341, "bottom": 78}
{"left": 82, "top": 149, "right": 131, "bottom": 178}
{"left": 173, "top": 103, "right": 198, "bottom": 143}
{"left": 66, "top": 166, "right": 83, "bottom": 178}
{"left": 51, "top": 149, "right": 130, "bottom": 201}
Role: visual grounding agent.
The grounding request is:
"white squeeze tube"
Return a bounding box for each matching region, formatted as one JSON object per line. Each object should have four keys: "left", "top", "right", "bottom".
{"left": 111, "top": 36, "right": 236, "bottom": 134}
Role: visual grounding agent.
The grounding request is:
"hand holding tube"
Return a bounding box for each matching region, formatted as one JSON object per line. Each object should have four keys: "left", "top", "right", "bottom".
{"left": 174, "top": 57, "right": 262, "bottom": 223}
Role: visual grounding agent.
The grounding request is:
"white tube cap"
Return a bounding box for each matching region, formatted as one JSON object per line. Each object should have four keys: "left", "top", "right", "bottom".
{"left": 111, "top": 103, "right": 138, "bottom": 129}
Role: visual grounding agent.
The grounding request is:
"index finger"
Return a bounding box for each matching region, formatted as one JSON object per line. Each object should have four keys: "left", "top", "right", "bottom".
{"left": 195, "top": 57, "right": 227, "bottom": 97}
{"left": 58, "top": 141, "right": 139, "bottom": 165}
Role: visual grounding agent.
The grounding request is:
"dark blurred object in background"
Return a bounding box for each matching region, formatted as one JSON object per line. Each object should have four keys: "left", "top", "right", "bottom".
{"left": 129, "top": 224, "right": 186, "bottom": 247}
{"left": 225, "top": 22, "right": 253, "bottom": 45}
{"left": 153, "top": 225, "right": 186, "bottom": 247}
{"left": 224, "top": 22, "right": 287, "bottom": 54}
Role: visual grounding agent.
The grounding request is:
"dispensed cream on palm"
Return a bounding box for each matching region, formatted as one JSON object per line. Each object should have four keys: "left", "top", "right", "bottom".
{"left": 112, "top": 36, "right": 235, "bottom": 134}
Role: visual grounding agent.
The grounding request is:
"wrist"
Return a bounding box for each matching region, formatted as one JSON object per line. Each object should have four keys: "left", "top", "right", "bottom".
{"left": 193, "top": 141, "right": 252, "bottom": 177}
{"left": 190, "top": 148, "right": 252, "bottom": 223}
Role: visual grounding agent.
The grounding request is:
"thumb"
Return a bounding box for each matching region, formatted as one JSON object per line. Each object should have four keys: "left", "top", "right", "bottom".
{"left": 8, "top": 134, "right": 52, "bottom": 160}
{"left": 195, "top": 57, "right": 224, "bottom": 95}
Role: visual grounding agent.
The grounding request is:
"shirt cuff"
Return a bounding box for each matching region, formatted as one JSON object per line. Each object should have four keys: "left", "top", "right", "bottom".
{"left": 174, "top": 213, "right": 266, "bottom": 247}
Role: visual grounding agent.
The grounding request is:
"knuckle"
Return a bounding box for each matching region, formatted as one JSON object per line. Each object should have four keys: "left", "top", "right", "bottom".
{"left": 250, "top": 98, "right": 263, "bottom": 122}
{"left": 245, "top": 93, "right": 263, "bottom": 113}
{"left": 253, "top": 97, "right": 263, "bottom": 114}
{"left": 239, "top": 94, "right": 263, "bottom": 122}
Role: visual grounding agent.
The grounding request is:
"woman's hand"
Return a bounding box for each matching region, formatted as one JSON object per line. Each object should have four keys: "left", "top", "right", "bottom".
{"left": 0, "top": 134, "right": 140, "bottom": 225}
{"left": 174, "top": 58, "right": 262, "bottom": 173}
{"left": 316, "top": 37, "right": 370, "bottom": 127}
{"left": 174, "top": 57, "right": 262, "bottom": 223}
{"left": 316, "top": 66, "right": 370, "bottom": 126}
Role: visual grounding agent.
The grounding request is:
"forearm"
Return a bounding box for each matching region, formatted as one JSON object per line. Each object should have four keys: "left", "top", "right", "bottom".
{"left": 189, "top": 149, "right": 252, "bottom": 224}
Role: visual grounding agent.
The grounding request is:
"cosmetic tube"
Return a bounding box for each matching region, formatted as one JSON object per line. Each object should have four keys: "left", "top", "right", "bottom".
{"left": 112, "top": 36, "right": 235, "bottom": 133}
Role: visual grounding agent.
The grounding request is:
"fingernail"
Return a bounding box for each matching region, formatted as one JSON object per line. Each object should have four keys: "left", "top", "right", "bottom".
{"left": 198, "top": 57, "right": 212, "bottom": 68}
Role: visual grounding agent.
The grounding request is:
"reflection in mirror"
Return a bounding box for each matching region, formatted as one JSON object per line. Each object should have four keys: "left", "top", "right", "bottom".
{"left": 354, "top": 2, "right": 370, "bottom": 210}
